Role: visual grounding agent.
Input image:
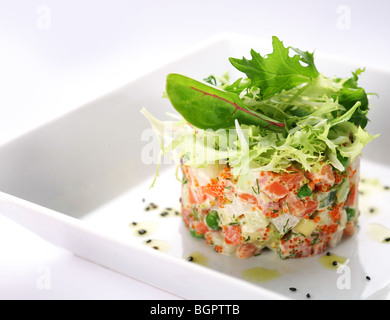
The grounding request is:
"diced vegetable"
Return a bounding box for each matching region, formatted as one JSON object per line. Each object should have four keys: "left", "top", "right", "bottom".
{"left": 336, "top": 176, "right": 350, "bottom": 204}
{"left": 297, "top": 184, "right": 313, "bottom": 198}
{"left": 317, "top": 189, "right": 337, "bottom": 208}
{"left": 346, "top": 207, "right": 356, "bottom": 221}
{"left": 206, "top": 210, "right": 221, "bottom": 230}
{"left": 223, "top": 225, "right": 243, "bottom": 245}
{"left": 293, "top": 219, "right": 318, "bottom": 237}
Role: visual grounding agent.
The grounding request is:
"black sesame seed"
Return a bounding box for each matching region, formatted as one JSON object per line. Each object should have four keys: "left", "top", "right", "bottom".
{"left": 366, "top": 276, "right": 371, "bottom": 281}
{"left": 306, "top": 293, "right": 311, "bottom": 298}
{"left": 175, "top": 211, "right": 180, "bottom": 216}
{"left": 152, "top": 246, "right": 159, "bottom": 250}
{"left": 146, "top": 239, "right": 152, "bottom": 244}
{"left": 142, "top": 198, "right": 145, "bottom": 202}
{"left": 369, "top": 207, "right": 375, "bottom": 213}
{"left": 165, "top": 207, "right": 172, "bottom": 211}
{"left": 145, "top": 207, "right": 150, "bottom": 211}
{"left": 332, "top": 261, "right": 338, "bottom": 266}
{"left": 326, "top": 252, "right": 331, "bottom": 256}
{"left": 131, "top": 222, "right": 137, "bottom": 226}
{"left": 289, "top": 287, "right": 297, "bottom": 292}
{"left": 384, "top": 237, "right": 390, "bottom": 242}
{"left": 179, "top": 197, "right": 182, "bottom": 203}
{"left": 160, "top": 211, "right": 169, "bottom": 217}
{"left": 187, "top": 256, "right": 194, "bottom": 262}
{"left": 138, "top": 229, "right": 147, "bottom": 235}
{"left": 384, "top": 186, "right": 390, "bottom": 190}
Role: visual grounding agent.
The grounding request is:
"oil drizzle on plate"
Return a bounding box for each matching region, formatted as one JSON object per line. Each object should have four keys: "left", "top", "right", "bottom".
{"left": 129, "top": 221, "right": 158, "bottom": 236}
{"left": 186, "top": 251, "right": 209, "bottom": 266}
{"left": 242, "top": 267, "right": 281, "bottom": 282}
{"left": 319, "top": 253, "right": 349, "bottom": 270}
{"left": 143, "top": 239, "right": 171, "bottom": 252}
{"left": 367, "top": 223, "right": 390, "bottom": 243}
{"left": 159, "top": 207, "right": 181, "bottom": 218}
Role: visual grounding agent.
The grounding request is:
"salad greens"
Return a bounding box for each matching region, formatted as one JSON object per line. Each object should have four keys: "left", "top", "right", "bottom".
{"left": 141, "top": 36, "right": 378, "bottom": 180}
{"left": 229, "top": 36, "right": 319, "bottom": 99}
{"left": 166, "top": 73, "right": 285, "bottom": 131}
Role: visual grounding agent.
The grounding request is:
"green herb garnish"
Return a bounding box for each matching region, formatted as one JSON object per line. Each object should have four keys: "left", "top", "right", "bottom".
{"left": 141, "top": 36, "right": 378, "bottom": 185}
{"left": 229, "top": 36, "right": 319, "bottom": 99}
{"left": 252, "top": 178, "right": 260, "bottom": 195}
{"left": 297, "top": 184, "right": 313, "bottom": 198}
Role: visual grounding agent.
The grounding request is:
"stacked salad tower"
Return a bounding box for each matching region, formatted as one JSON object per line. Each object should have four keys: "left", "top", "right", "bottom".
{"left": 142, "top": 36, "right": 377, "bottom": 259}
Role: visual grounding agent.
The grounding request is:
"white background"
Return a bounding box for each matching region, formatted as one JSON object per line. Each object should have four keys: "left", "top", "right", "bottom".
{"left": 0, "top": 0, "right": 389, "bottom": 299}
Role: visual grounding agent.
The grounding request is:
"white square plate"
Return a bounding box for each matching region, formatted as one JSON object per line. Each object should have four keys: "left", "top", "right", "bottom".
{"left": 1, "top": 33, "right": 389, "bottom": 300}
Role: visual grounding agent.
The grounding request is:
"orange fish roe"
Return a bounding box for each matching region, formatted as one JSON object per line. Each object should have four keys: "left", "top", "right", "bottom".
{"left": 322, "top": 224, "right": 339, "bottom": 234}
{"left": 220, "top": 167, "right": 233, "bottom": 180}
{"left": 313, "top": 216, "right": 321, "bottom": 223}
{"left": 210, "top": 178, "right": 218, "bottom": 185}
{"left": 264, "top": 210, "right": 280, "bottom": 218}
{"left": 320, "top": 184, "right": 331, "bottom": 192}
{"left": 329, "top": 203, "right": 343, "bottom": 223}
{"left": 334, "top": 171, "right": 342, "bottom": 184}
{"left": 205, "top": 233, "right": 213, "bottom": 245}
{"left": 193, "top": 177, "right": 199, "bottom": 187}
{"left": 214, "top": 245, "right": 223, "bottom": 253}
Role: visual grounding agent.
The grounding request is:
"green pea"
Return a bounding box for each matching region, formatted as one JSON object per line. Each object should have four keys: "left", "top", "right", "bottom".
{"left": 297, "top": 184, "right": 312, "bottom": 198}
{"left": 206, "top": 210, "right": 221, "bottom": 230}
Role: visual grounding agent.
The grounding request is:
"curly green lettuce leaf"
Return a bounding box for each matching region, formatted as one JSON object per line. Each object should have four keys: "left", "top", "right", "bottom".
{"left": 229, "top": 36, "right": 320, "bottom": 99}
{"left": 142, "top": 36, "right": 378, "bottom": 186}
